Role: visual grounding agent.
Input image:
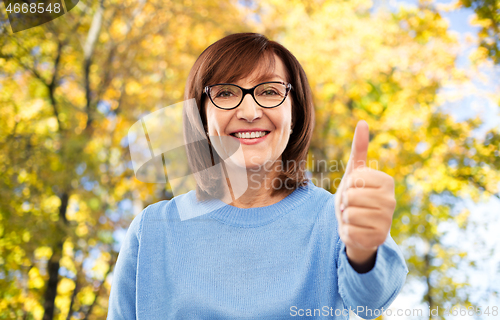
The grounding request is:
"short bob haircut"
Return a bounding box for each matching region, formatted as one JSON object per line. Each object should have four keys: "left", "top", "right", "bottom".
{"left": 183, "top": 33, "right": 315, "bottom": 201}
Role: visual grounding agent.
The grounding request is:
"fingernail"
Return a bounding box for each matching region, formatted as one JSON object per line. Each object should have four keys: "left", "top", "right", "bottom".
{"left": 340, "top": 203, "right": 344, "bottom": 212}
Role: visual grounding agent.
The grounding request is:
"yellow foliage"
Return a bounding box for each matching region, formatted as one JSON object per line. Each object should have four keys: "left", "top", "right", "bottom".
{"left": 0, "top": 0, "right": 497, "bottom": 318}
{"left": 55, "top": 295, "right": 70, "bottom": 318}
{"left": 58, "top": 278, "right": 75, "bottom": 295}
{"left": 41, "top": 195, "right": 62, "bottom": 213}
{"left": 63, "top": 240, "right": 74, "bottom": 256}
{"left": 22, "top": 231, "right": 30, "bottom": 242}
{"left": 23, "top": 296, "right": 42, "bottom": 317}
{"left": 60, "top": 256, "right": 76, "bottom": 273}
{"left": 28, "top": 267, "right": 45, "bottom": 289}
{"left": 76, "top": 223, "right": 89, "bottom": 237}
{"left": 34, "top": 246, "right": 52, "bottom": 260}
{"left": 456, "top": 209, "right": 470, "bottom": 229}
{"left": 92, "top": 258, "right": 110, "bottom": 279}
{"left": 79, "top": 286, "right": 96, "bottom": 306}
{"left": 470, "top": 14, "right": 493, "bottom": 28}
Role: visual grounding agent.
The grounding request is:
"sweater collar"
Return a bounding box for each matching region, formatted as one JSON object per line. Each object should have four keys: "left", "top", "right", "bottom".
{"left": 187, "top": 181, "right": 315, "bottom": 228}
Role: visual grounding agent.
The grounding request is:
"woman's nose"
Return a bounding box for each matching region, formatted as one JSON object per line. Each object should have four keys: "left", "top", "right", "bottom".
{"left": 236, "top": 94, "right": 262, "bottom": 122}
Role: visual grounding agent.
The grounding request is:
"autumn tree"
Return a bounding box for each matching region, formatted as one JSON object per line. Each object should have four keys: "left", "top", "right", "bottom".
{"left": 459, "top": 0, "right": 500, "bottom": 63}
{"left": 252, "top": 0, "right": 500, "bottom": 318}
{"left": 0, "top": 0, "right": 253, "bottom": 318}
{"left": 1, "top": 0, "right": 499, "bottom": 319}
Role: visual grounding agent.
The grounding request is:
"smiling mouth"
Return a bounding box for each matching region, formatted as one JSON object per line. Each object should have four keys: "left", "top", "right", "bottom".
{"left": 230, "top": 131, "right": 270, "bottom": 139}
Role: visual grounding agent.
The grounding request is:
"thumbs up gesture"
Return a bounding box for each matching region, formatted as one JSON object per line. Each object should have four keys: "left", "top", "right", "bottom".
{"left": 334, "top": 120, "right": 396, "bottom": 271}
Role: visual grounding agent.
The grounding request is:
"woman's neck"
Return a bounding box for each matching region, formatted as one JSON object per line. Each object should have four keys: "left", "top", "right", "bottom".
{"left": 223, "top": 160, "right": 293, "bottom": 209}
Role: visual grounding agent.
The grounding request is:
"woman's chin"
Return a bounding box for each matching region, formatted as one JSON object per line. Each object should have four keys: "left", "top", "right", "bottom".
{"left": 224, "top": 155, "right": 272, "bottom": 172}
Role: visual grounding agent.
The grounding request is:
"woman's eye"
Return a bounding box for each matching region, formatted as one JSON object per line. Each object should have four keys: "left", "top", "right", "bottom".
{"left": 216, "top": 90, "right": 234, "bottom": 98}
{"left": 260, "top": 89, "right": 279, "bottom": 96}
{"left": 263, "top": 90, "right": 277, "bottom": 95}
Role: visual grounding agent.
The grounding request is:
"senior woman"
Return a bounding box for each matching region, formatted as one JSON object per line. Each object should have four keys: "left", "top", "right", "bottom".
{"left": 107, "top": 33, "right": 408, "bottom": 319}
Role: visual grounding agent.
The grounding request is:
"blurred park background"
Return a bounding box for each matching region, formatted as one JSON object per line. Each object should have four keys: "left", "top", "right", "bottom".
{"left": 1, "top": 0, "right": 499, "bottom": 319}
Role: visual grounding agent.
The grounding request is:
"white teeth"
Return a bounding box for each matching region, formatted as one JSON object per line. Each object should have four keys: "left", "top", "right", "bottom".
{"left": 234, "top": 131, "right": 268, "bottom": 139}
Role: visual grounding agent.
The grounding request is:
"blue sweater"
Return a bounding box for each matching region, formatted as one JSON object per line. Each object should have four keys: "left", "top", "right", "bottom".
{"left": 107, "top": 181, "right": 408, "bottom": 319}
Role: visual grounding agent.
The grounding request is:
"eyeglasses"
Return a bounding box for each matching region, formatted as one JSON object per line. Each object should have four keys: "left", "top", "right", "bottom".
{"left": 204, "top": 81, "right": 293, "bottom": 110}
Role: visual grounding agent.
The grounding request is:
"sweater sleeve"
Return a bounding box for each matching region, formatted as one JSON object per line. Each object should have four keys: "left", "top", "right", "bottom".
{"left": 337, "top": 234, "right": 408, "bottom": 319}
{"left": 107, "top": 209, "right": 144, "bottom": 320}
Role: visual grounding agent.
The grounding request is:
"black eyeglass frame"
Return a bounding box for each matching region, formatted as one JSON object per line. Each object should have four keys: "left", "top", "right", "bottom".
{"left": 203, "top": 81, "right": 293, "bottom": 110}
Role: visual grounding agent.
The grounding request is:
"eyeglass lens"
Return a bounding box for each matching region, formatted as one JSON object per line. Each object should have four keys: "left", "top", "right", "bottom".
{"left": 209, "top": 83, "right": 287, "bottom": 109}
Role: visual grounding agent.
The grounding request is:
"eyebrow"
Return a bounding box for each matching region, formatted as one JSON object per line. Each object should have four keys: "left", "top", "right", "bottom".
{"left": 251, "top": 73, "right": 286, "bottom": 84}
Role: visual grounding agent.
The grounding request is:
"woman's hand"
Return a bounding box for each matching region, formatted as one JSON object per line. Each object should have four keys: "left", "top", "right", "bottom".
{"left": 334, "top": 120, "right": 396, "bottom": 272}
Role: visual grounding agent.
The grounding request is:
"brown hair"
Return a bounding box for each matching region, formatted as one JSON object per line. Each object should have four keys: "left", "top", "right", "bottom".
{"left": 183, "top": 33, "right": 315, "bottom": 201}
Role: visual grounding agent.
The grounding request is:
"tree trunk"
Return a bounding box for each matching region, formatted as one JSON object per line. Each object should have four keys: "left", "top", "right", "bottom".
{"left": 424, "top": 252, "right": 434, "bottom": 320}
{"left": 42, "top": 192, "right": 70, "bottom": 320}
{"left": 42, "top": 244, "right": 62, "bottom": 320}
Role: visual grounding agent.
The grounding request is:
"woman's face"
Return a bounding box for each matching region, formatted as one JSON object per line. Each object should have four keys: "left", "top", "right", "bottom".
{"left": 205, "top": 54, "right": 293, "bottom": 171}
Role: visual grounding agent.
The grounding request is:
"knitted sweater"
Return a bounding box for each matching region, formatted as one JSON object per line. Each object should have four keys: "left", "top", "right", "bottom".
{"left": 107, "top": 181, "right": 408, "bottom": 319}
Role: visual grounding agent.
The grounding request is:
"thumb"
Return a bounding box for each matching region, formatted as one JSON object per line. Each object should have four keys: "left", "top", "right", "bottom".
{"left": 344, "top": 120, "right": 369, "bottom": 177}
